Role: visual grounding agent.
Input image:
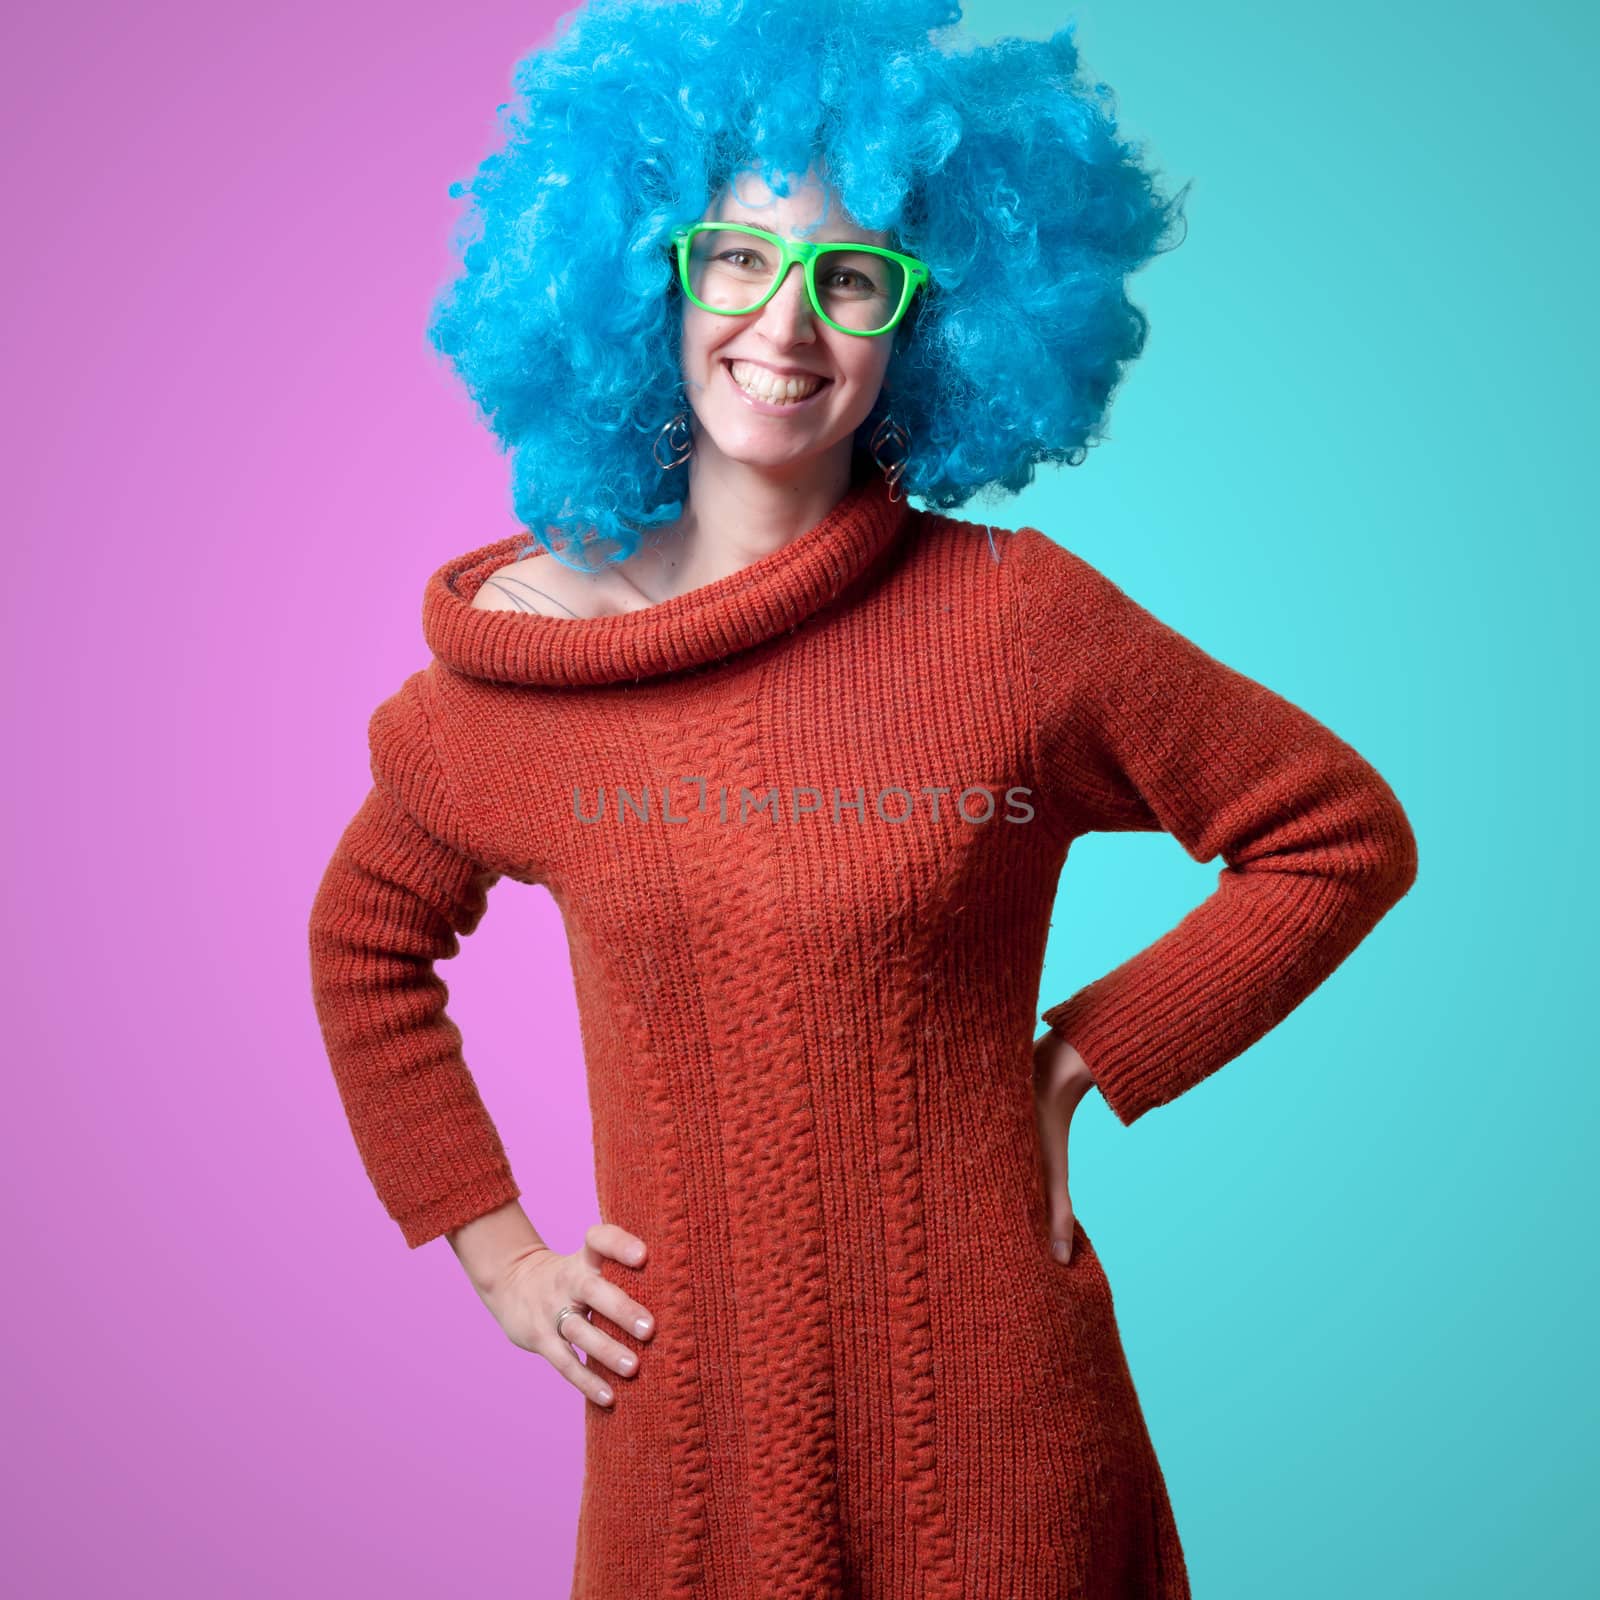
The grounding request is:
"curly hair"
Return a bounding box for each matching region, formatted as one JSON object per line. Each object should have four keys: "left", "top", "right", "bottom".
{"left": 425, "top": 0, "right": 1189, "bottom": 565}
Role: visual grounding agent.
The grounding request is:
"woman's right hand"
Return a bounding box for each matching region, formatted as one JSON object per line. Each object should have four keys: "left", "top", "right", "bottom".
{"left": 478, "top": 1221, "right": 656, "bottom": 1408}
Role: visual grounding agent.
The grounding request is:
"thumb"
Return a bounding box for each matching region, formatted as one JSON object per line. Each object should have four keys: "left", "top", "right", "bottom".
{"left": 1049, "top": 1205, "right": 1077, "bottom": 1265}
{"left": 1037, "top": 1105, "right": 1077, "bottom": 1266}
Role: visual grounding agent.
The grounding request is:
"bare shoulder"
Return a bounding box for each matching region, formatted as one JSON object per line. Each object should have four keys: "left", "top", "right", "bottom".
{"left": 470, "top": 551, "right": 622, "bottom": 620}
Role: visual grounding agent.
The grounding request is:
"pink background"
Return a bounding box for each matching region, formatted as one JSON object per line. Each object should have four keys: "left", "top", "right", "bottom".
{"left": 4, "top": 4, "right": 603, "bottom": 1593}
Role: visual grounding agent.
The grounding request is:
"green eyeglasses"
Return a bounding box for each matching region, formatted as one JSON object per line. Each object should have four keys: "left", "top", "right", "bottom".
{"left": 668, "top": 221, "right": 931, "bottom": 338}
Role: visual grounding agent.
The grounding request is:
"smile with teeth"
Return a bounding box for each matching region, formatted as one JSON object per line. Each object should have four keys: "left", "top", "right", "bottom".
{"left": 726, "top": 359, "right": 828, "bottom": 404}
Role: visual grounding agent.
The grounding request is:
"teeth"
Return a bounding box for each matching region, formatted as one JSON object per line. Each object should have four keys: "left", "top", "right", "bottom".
{"left": 729, "top": 360, "right": 823, "bottom": 403}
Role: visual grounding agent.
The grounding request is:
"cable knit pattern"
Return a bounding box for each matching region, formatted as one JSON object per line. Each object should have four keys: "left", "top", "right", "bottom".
{"left": 307, "top": 467, "right": 1418, "bottom": 1598}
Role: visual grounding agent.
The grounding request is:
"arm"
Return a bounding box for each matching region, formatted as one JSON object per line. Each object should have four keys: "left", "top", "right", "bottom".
{"left": 1010, "top": 527, "right": 1419, "bottom": 1126}
{"left": 447, "top": 1198, "right": 551, "bottom": 1296}
{"left": 307, "top": 668, "right": 521, "bottom": 1248}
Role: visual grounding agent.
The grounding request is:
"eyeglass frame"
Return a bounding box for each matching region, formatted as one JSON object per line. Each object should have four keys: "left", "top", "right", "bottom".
{"left": 667, "top": 221, "right": 932, "bottom": 338}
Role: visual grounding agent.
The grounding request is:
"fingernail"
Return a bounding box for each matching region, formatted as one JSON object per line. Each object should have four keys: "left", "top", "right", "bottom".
{"left": 1051, "top": 1239, "right": 1070, "bottom": 1263}
{"left": 596, "top": 1385, "right": 613, "bottom": 1404}
{"left": 635, "top": 1317, "right": 652, "bottom": 1336}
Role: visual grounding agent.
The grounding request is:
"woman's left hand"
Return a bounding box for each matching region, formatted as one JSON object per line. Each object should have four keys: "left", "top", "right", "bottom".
{"left": 1032, "top": 1030, "right": 1098, "bottom": 1265}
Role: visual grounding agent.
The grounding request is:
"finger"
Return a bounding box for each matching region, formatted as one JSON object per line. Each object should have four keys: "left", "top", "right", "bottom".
{"left": 556, "top": 1300, "right": 642, "bottom": 1381}
{"left": 578, "top": 1233, "right": 656, "bottom": 1339}
{"left": 574, "top": 1264, "right": 657, "bottom": 1342}
{"left": 542, "top": 1331, "right": 617, "bottom": 1408}
{"left": 586, "top": 1220, "right": 649, "bottom": 1268}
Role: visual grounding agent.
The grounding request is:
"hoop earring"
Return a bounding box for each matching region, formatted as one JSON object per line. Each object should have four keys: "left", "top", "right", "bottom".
{"left": 653, "top": 409, "right": 694, "bottom": 470}
{"left": 869, "top": 412, "right": 911, "bottom": 503}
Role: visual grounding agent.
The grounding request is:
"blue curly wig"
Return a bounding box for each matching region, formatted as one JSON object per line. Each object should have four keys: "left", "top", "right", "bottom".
{"left": 425, "top": 0, "right": 1189, "bottom": 565}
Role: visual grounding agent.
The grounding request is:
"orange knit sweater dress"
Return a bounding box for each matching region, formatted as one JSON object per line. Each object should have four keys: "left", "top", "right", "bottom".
{"left": 308, "top": 465, "right": 1418, "bottom": 1599}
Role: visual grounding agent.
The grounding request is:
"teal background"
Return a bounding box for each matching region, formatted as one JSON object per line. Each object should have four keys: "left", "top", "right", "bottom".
{"left": 963, "top": 2, "right": 1595, "bottom": 1594}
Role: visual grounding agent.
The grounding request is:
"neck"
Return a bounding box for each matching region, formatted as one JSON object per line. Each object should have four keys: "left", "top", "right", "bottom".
{"left": 637, "top": 435, "right": 866, "bottom": 603}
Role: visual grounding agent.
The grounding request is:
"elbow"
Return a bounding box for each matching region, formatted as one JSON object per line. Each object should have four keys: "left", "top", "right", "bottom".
{"left": 1326, "top": 746, "right": 1418, "bottom": 908}
{"left": 307, "top": 859, "right": 361, "bottom": 985}
{"left": 1303, "top": 762, "right": 1419, "bottom": 913}
{"left": 1365, "top": 789, "right": 1419, "bottom": 908}
{"left": 1394, "top": 810, "right": 1419, "bottom": 899}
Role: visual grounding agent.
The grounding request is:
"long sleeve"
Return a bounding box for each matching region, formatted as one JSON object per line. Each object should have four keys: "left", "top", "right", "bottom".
{"left": 308, "top": 668, "right": 521, "bottom": 1248}
{"left": 1009, "top": 527, "right": 1419, "bottom": 1127}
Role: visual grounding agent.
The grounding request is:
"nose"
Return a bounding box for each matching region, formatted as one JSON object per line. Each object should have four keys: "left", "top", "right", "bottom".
{"left": 752, "top": 260, "right": 818, "bottom": 342}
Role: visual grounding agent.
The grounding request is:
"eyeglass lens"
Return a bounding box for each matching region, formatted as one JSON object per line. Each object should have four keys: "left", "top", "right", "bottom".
{"left": 686, "top": 228, "right": 906, "bottom": 333}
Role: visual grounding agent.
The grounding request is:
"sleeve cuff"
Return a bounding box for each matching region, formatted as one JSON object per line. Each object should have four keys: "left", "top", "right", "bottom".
{"left": 395, "top": 1169, "right": 522, "bottom": 1250}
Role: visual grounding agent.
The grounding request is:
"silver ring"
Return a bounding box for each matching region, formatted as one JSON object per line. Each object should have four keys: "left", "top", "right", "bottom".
{"left": 554, "top": 1303, "right": 584, "bottom": 1340}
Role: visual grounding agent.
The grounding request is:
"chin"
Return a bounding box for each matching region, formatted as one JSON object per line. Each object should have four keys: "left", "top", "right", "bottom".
{"left": 704, "top": 411, "right": 837, "bottom": 461}
{"left": 714, "top": 438, "right": 834, "bottom": 472}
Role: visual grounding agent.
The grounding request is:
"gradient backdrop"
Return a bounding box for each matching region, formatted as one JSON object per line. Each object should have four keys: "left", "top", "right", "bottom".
{"left": 4, "top": 1, "right": 1593, "bottom": 1594}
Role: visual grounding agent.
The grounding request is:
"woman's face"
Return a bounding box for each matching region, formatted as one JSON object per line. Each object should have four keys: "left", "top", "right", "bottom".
{"left": 677, "top": 167, "right": 899, "bottom": 478}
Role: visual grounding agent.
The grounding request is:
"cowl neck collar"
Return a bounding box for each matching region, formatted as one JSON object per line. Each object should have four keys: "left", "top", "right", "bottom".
{"left": 422, "top": 469, "right": 914, "bottom": 688}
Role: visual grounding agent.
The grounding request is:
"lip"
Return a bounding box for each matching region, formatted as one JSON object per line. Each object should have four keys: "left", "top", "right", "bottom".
{"left": 722, "top": 359, "right": 831, "bottom": 415}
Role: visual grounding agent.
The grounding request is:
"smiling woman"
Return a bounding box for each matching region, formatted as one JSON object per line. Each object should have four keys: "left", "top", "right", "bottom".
{"left": 670, "top": 168, "right": 904, "bottom": 482}
{"left": 472, "top": 161, "right": 925, "bottom": 614}
{"left": 421, "top": 0, "right": 1187, "bottom": 569}
{"left": 307, "top": 1, "right": 1420, "bottom": 1596}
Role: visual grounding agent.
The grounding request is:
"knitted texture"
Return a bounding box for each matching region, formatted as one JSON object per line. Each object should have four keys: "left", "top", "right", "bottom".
{"left": 307, "top": 468, "right": 1418, "bottom": 1598}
